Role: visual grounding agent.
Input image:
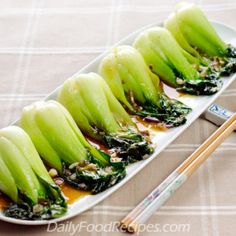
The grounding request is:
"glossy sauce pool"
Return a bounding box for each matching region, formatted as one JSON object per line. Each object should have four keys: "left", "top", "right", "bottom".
{"left": 60, "top": 184, "right": 90, "bottom": 205}
{"left": 0, "top": 193, "right": 11, "bottom": 210}
{"left": 133, "top": 116, "right": 167, "bottom": 133}
{"left": 87, "top": 136, "right": 110, "bottom": 154}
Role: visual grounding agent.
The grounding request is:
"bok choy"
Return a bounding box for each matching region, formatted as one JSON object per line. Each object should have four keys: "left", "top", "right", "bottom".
{"left": 165, "top": 3, "right": 236, "bottom": 76}
{"left": 20, "top": 101, "right": 126, "bottom": 194}
{"left": 0, "top": 126, "right": 67, "bottom": 220}
{"left": 99, "top": 45, "right": 191, "bottom": 127}
{"left": 58, "top": 72, "right": 153, "bottom": 164}
{"left": 133, "top": 27, "right": 222, "bottom": 95}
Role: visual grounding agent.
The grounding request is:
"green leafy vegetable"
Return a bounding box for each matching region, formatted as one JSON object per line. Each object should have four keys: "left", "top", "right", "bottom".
{"left": 133, "top": 27, "right": 222, "bottom": 95}
{"left": 164, "top": 2, "right": 236, "bottom": 75}
{"left": 58, "top": 72, "right": 153, "bottom": 164}
{"left": 0, "top": 126, "right": 67, "bottom": 220}
{"left": 99, "top": 45, "right": 191, "bottom": 126}
{"left": 20, "top": 101, "right": 126, "bottom": 194}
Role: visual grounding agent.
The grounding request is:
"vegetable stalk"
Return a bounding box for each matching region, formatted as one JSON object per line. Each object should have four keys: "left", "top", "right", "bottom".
{"left": 133, "top": 27, "right": 222, "bottom": 95}
{"left": 0, "top": 126, "right": 67, "bottom": 220}
{"left": 20, "top": 101, "right": 126, "bottom": 194}
{"left": 58, "top": 72, "right": 153, "bottom": 164}
{"left": 164, "top": 2, "right": 236, "bottom": 76}
{"left": 99, "top": 45, "right": 191, "bottom": 126}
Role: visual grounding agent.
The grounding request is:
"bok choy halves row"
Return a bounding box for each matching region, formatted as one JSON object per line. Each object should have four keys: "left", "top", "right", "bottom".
{"left": 0, "top": 2, "right": 235, "bottom": 221}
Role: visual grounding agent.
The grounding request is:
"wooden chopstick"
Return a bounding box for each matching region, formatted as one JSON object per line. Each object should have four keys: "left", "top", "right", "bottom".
{"left": 120, "top": 113, "right": 236, "bottom": 229}
{"left": 120, "top": 113, "right": 236, "bottom": 233}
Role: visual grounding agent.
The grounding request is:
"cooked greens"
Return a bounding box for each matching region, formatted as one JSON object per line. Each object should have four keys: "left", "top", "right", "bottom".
{"left": 133, "top": 27, "right": 222, "bottom": 95}
{"left": 1, "top": 3, "right": 235, "bottom": 222}
{"left": 99, "top": 45, "right": 191, "bottom": 127}
{"left": 20, "top": 101, "right": 126, "bottom": 194}
{"left": 164, "top": 2, "right": 236, "bottom": 76}
{"left": 0, "top": 126, "right": 67, "bottom": 220}
{"left": 58, "top": 72, "right": 153, "bottom": 164}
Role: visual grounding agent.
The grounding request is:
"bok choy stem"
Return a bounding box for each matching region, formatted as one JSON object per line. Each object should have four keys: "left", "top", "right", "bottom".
{"left": 133, "top": 27, "right": 222, "bottom": 95}
{"left": 0, "top": 126, "right": 67, "bottom": 220}
{"left": 58, "top": 72, "right": 153, "bottom": 164}
{"left": 20, "top": 101, "right": 126, "bottom": 194}
{"left": 165, "top": 2, "right": 236, "bottom": 76}
{"left": 99, "top": 45, "right": 191, "bottom": 126}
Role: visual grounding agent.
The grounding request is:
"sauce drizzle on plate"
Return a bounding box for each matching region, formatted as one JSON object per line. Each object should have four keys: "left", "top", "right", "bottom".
{"left": 0, "top": 193, "right": 11, "bottom": 210}
{"left": 61, "top": 184, "right": 90, "bottom": 204}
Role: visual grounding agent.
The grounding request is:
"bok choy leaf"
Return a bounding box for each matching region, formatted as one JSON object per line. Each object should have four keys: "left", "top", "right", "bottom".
{"left": 0, "top": 126, "right": 67, "bottom": 220}
{"left": 133, "top": 27, "right": 222, "bottom": 95}
{"left": 20, "top": 101, "right": 126, "bottom": 194}
{"left": 165, "top": 2, "right": 236, "bottom": 76}
{"left": 58, "top": 72, "right": 153, "bottom": 164}
{"left": 99, "top": 45, "right": 191, "bottom": 126}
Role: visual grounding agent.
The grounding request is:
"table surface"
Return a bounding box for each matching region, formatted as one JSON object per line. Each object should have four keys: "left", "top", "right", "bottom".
{"left": 0, "top": 0, "right": 236, "bottom": 235}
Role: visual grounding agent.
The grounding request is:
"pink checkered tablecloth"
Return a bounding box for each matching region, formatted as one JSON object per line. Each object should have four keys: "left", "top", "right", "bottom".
{"left": 0, "top": 0, "right": 236, "bottom": 235}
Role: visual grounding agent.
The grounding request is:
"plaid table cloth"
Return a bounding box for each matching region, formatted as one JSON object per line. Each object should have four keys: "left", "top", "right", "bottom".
{"left": 0, "top": 0, "right": 236, "bottom": 235}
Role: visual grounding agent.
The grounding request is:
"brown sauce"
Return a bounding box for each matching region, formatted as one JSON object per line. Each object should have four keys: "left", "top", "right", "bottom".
{"left": 0, "top": 192, "right": 11, "bottom": 210}
{"left": 161, "top": 81, "right": 183, "bottom": 98}
{"left": 130, "top": 82, "right": 185, "bottom": 134}
{"left": 60, "top": 183, "right": 90, "bottom": 205}
{"left": 86, "top": 136, "right": 110, "bottom": 154}
{"left": 132, "top": 116, "right": 167, "bottom": 133}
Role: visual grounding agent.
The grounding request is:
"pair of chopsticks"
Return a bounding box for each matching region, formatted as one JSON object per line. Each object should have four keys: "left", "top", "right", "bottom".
{"left": 120, "top": 113, "right": 236, "bottom": 233}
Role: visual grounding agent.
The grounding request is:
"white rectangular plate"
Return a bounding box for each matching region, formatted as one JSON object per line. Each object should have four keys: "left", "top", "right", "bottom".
{"left": 1, "top": 21, "right": 236, "bottom": 225}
